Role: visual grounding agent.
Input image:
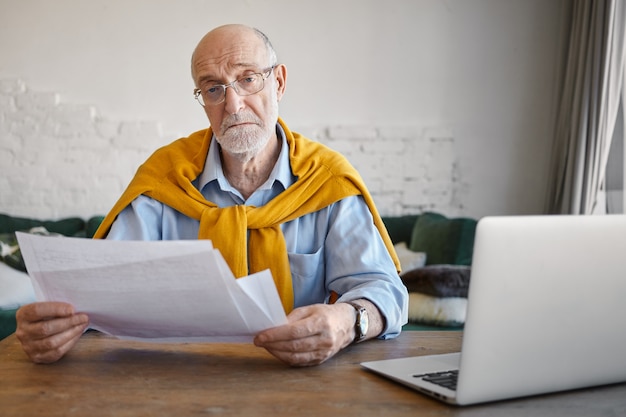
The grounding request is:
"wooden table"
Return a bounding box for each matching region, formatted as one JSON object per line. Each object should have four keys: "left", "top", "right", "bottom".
{"left": 1, "top": 331, "right": 625, "bottom": 416}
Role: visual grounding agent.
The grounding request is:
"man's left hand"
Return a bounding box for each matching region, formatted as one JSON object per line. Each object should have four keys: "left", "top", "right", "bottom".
{"left": 253, "top": 303, "right": 356, "bottom": 367}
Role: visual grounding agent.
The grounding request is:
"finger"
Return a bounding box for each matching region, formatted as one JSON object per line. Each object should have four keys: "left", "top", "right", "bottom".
{"left": 255, "top": 331, "right": 318, "bottom": 351}
{"left": 264, "top": 343, "right": 337, "bottom": 367}
{"left": 254, "top": 321, "right": 315, "bottom": 346}
{"left": 17, "top": 312, "right": 89, "bottom": 342}
{"left": 16, "top": 302, "right": 76, "bottom": 322}
{"left": 24, "top": 321, "right": 88, "bottom": 364}
{"left": 284, "top": 305, "right": 316, "bottom": 322}
{"left": 255, "top": 307, "right": 323, "bottom": 345}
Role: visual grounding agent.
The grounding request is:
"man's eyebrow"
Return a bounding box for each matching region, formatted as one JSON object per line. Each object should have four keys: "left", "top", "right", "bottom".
{"left": 197, "top": 63, "right": 264, "bottom": 85}
{"left": 197, "top": 75, "right": 219, "bottom": 85}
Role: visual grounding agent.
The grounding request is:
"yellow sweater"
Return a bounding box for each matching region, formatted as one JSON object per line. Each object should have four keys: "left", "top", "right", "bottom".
{"left": 94, "top": 118, "right": 399, "bottom": 312}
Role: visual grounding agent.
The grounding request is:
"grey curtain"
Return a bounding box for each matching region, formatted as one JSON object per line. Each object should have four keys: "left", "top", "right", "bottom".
{"left": 545, "top": 0, "right": 626, "bottom": 214}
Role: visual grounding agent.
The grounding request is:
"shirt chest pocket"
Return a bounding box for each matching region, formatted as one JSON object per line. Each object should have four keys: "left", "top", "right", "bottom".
{"left": 287, "top": 246, "right": 326, "bottom": 306}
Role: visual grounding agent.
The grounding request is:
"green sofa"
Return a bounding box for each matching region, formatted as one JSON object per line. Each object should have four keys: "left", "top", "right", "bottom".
{"left": 0, "top": 214, "right": 105, "bottom": 340}
{"left": 0, "top": 211, "right": 477, "bottom": 340}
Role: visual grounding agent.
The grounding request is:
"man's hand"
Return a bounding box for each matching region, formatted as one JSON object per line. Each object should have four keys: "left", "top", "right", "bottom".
{"left": 253, "top": 300, "right": 384, "bottom": 367}
{"left": 253, "top": 303, "right": 355, "bottom": 367}
{"left": 15, "top": 302, "right": 89, "bottom": 364}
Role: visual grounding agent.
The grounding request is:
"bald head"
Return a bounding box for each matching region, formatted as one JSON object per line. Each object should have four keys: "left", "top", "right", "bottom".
{"left": 191, "top": 24, "right": 277, "bottom": 85}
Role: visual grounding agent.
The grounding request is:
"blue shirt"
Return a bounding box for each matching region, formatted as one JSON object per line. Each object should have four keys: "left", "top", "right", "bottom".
{"left": 106, "top": 125, "right": 408, "bottom": 338}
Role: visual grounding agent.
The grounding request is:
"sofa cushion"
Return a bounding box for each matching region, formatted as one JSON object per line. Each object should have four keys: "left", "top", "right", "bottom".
{"left": 381, "top": 215, "right": 419, "bottom": 246}
{"left": 409, "top": 212, "right": 477, "bottom": 265}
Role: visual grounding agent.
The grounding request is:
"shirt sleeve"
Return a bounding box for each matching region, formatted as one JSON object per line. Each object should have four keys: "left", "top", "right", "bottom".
{"left": 325, "top": 195, "right": 409, "bottom": 339}
{"left": 105, "top": 195, "right": 201, "bottom": 241}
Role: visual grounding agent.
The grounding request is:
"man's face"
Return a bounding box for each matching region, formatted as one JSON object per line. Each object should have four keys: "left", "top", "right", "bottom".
{"left": 191, "top": 27, "right": 286, "bottom": 157}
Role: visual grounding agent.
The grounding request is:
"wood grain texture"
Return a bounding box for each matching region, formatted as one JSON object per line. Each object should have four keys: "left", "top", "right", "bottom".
{"left": 1, "top": 330, "right": 624, "bottom": 417}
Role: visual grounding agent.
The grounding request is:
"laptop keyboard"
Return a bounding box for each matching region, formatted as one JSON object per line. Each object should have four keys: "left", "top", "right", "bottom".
{"left": 414, "top": 370, "right": 458, "bottom": 391}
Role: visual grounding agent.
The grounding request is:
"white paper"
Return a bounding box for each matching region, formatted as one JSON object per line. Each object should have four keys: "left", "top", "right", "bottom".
{"left": 16, "top": 232, "right": 287, "bottom": 343}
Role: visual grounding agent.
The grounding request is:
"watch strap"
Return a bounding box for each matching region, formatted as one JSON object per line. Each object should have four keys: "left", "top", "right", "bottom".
{"left": 346, "top": 302, "right": 367, "bottom": 343}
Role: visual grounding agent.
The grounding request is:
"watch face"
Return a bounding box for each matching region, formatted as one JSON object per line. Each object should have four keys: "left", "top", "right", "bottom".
{"left": 357, "top": 307, "right": 368, "bottom": 339}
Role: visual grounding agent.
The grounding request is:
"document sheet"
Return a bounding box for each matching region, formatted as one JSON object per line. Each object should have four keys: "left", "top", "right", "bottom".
{"left": 16, "top": 232, "right": 288, "bottom": 343}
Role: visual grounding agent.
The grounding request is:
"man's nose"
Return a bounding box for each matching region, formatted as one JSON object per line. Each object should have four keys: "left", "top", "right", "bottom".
{"left": 224, "top": 86, "right": 245, "bottom": 115}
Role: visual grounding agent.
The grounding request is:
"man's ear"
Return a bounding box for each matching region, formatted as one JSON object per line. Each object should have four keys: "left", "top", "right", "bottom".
{"left": 274, "top": 64, "right": 287, "bottom": 101}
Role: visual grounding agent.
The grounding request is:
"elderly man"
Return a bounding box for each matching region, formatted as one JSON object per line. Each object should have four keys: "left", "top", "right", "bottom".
{"left": 16, "top": 24, "right": 408, "bottom": 367}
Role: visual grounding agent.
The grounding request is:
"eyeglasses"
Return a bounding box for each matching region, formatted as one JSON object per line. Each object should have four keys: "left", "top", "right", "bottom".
{"left": 193, "top": 66, "right": 276, "bottom": 107}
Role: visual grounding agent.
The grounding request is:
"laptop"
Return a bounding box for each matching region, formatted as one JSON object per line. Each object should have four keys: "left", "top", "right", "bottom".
{"left": 362, "top": 214, "right": 626, "bottom": 405}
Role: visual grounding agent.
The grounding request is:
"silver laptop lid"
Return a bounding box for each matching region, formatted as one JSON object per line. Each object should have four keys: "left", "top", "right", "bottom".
{"left": 456, "top": 215, "right": 626, "bottom": 405}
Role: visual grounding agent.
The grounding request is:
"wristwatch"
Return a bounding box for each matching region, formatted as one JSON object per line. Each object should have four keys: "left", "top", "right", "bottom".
{"left": 347, "top": 302, "right": 368, "bottom": 343}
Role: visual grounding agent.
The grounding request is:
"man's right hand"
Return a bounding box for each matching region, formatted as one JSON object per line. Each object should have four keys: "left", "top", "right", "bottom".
{"left": 15, "top": 302, "right": 89, "bottom": 364}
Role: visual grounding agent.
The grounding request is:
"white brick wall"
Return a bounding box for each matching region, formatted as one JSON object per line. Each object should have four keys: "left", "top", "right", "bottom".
{"left": 0, "top": 79, "right": 467, "bottom": 220}
{"left": 303, "top": 125, "right": 468, "bottom": 217}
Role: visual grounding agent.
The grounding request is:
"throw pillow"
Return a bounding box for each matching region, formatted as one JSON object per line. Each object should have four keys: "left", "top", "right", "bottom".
{"left": 394, "top": 242, "right": 427, "bottom": 276}
{"left": 86, "top": 216, "right": 105, "bottom": 238}
{"left": 408, "top": 292, "right": 466, "bottom": 327}
{"left": 401, "top": 264, "right": 471, "bottom": 298}
{"left": 1, "top": 227, "right": 62, "bottom": 272}
{"left": 0, "top": 232, "right": 24, "bottom": 272}
{"left": 381, "top": 215, "right": 420, "bottom": 246}
{"left": 409, "top": 212, "right": 477, "bottom": 265}
{"left": 0, "top": 213, "right": 85, "bottom": 236}
{"left": 0, "top": 262, "right": 35, "bottom": 309}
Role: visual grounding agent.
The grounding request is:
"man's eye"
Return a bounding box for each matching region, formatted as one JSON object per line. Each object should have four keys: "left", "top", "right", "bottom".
{"left": 240, "top": 76, "right": 256, "bottom": 84}
{"left": 206, "top": 86, "right": 221, "bottom": 94}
